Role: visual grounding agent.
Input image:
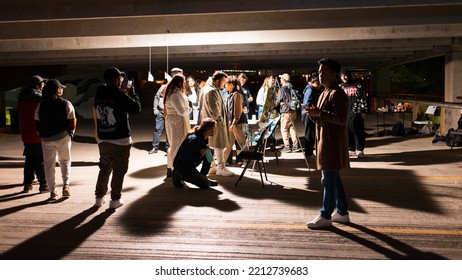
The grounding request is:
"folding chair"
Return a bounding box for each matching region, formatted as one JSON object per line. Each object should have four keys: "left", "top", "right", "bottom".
{"left": 264, "top": 116, "right": 281, "bottom": 164}
{"left": 413, "top": 105, "right": 439, "bottom": 137}
{"left": 235, "top": 123, "right": 270, "bottom": 187}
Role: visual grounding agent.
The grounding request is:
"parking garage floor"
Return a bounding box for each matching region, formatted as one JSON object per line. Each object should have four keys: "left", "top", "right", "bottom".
{"left": 0, "top": 114, "right": 461, "bottom": 260}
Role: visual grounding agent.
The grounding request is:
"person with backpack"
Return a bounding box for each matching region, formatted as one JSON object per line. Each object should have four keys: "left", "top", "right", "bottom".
{"left": 276, "top": 73, "right": 301, "bottom": 152}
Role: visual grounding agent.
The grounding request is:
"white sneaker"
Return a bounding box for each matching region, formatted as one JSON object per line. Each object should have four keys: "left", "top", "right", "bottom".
{"left": 331, "top": 211, "right": 350, "bottom": 224}
{"left": 216, "top": 167, "right": 234, "bottom": 177}
{"left": 348, "top": 151, "right": 356, "bottom": 157}
{"left": 208, "top": 166, "right": 217, "bottom": 175}
{"left": 356, "top": 150, "right": 365, "bottom": 158}
{"left": 94, "top": 196, "right": 106, "bottom": 207}
{"left": 306, "top": 215, "right": 332, "bottom": 229}
{"left": 109, "top": 199, "right": 124, "bottom": 209}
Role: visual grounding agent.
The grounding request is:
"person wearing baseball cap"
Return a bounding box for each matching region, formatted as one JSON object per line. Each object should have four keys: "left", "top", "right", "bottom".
{"left": 93, "top": 67, "right": 141, "bottom": 209}
{"left": 103, "top": 67, "right": 126, "bottom": 82}
{"left": 275, "top": 73, "right": 301, "bottom": 153}
{"left": 27, "top": 75, "right": 47, "bottom": 88}
{"left": 279, "top": 73, "right": 291, "bottom": 83}
{"left": 17, "top": 75, "right": 48, "bottom": 193}
{"left": 35, "top": 78, "right": 76, "bottom": 200}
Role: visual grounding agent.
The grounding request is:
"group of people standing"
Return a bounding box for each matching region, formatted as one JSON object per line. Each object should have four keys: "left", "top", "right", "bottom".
{"left": 152, "top": 69, "right": 308, "bottom": 189}
{"left": 17, "top": 67, "right": 141, "bottom": 209}
{"left": 16, "top": 58, "right": 367, "bottom": 228}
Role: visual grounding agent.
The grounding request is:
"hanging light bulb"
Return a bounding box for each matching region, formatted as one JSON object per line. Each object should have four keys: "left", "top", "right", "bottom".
{"left": 147, "top": 46, "right": 154, "bottom": 82}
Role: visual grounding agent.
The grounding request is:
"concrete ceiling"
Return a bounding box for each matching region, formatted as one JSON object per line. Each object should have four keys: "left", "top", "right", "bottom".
{"left": 1, "top": 0, "right": 462, "bottom": 73}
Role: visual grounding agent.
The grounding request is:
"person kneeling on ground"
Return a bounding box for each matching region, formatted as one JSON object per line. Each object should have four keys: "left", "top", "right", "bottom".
{"left": 172, "top": 118, "right": 219, "bottom": 189}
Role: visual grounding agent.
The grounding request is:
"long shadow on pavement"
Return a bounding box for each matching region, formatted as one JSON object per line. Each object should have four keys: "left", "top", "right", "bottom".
{"left": 119, "top": 183, "right": 240, "bottom": 236}
{"left": 329, "top": 223, "right": 447, "bottom": 260}
{"left": 0, "top": 207, "right": 114, "bottom": 259}
{"left": 221, "top": 158, "right": 444, "bottom": 215}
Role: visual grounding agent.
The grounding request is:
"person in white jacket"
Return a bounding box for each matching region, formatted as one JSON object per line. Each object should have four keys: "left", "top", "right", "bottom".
{"left": 164, "top": 75, "right": 192, "bottom": 180}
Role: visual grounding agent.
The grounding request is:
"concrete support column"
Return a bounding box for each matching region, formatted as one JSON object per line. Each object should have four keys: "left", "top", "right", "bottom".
{"left": 445, "top": 51, "right": 462, "bottom": 103}
{"left": 443, "top": 51, "right": 462, "bottom": 133}
{"left": 370, "top": 67, "right": 391, "bottom": 111}
{"left": 375, "top": 67, "right": 391, "bottom": 97}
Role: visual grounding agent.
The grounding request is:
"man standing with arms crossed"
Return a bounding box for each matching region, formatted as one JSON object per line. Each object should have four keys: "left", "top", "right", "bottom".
{"left": 306, "top": 58, "right": 350, "bottom": 229}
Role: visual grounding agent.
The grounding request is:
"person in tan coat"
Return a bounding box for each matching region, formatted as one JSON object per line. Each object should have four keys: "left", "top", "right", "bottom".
{"left": 305, "top": 58, "right": 350, "bottom": 229}
{"left": 200, "top": 71, "right": 234, "bottom": 176}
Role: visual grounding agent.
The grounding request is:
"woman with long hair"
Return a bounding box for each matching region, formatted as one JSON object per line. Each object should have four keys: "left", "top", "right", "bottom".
{"left": 186, "top": 76, "right": 200, "bottom": 122}
{"left": 172, "top": 118, "right": 218, "bottom": 188}
{"left": 164, "top": 75, "right": 192, "bottom": 180}
{"left": 258, "top": 76, "right": 278, "bottom": 123}
{"left": 223, "top": 75, "right": 248, "bottom": 165}
{"left": 256, "top": 76, "right": 275, "bottom": 119}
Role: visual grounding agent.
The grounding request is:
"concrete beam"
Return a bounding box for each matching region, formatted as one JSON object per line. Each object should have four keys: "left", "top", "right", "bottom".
{"left": 1, "top": 24, "right": 461, "bottom": 52}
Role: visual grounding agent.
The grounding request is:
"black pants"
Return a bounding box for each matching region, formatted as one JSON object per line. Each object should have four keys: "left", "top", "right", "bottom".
{"left": 175, "top": 156, "right": 211, "bottom": 189}
{"left": 302, "top": 113, "right": 316, "bottom": 156}
{"left": 348, "top": 113, "right": 366, "bottom": 151}
{"left": 23, "top": 143, "right": 46, "bottom": 185}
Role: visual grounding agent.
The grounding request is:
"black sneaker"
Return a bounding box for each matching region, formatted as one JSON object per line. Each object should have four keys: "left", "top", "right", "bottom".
{"left": 39, "top": 185, "right": 49, "bottom": 193}
{"left": 23, "top": 184, "right": 33, "bottom": 193}
{"left": 172, "top": 171, "right": 184, "bottom": 188}
{"left": 166, "top": 168, "right": 172, "bottom": 177}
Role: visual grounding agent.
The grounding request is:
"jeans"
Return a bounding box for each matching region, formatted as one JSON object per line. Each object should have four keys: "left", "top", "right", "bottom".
{"left": 23, "top": 143, "right": 46, "bottom": 186}
{"left": 348, "top": 113, "right": 365, "bottom": 151}
{"left": 41, "top": 135, "right": 72, "bottom": 193}
{"left": 320, "top": 170, "right": 349, "bottom": 219}
{"left": 175, "top": 156, "right": 211, "bottom": 189}
{"left": 152, "top": 113, "right": 169, "bottom": 149}
{"left": 95, "top": 142, "right": 131, "bottom": 200}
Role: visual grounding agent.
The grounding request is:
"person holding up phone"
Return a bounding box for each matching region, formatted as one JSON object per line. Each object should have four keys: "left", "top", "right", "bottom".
{"left": 93, "top": 67, "right": 141, "bottom": 209}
